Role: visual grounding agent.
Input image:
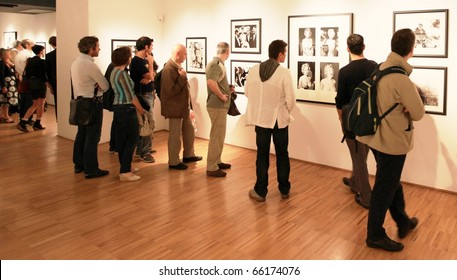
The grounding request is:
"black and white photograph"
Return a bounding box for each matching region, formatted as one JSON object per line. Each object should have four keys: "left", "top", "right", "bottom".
{"left": 3, "top": 31, "right": 17, "bottom": 48}
{"left": 111, "top": 39, "right": 136, "bottom": 57}
{"left": 185, "top": 37, "right": 207, "bottom": 74}
{"left": 319, "top": 27, "right": 339, "bottom": 57}
{"left": 410, "top": 66, "right": 447, "bottom": 115}
{"left": 230, "top": 60, "right": 260, "bottom": 94}
{"left": 231, "top": 18, "right": 261, "bottom": 54}
{"left": 298, "top": 27, "right": 316, "bottom": 56}
{"left": 288, "top": 13, "right": 352, "bottom": 104}
{"left": 394, "top": 9, "right": 448, "bottom": 57}
{"left": 297, "top": 61, "right": 315, "bottom": 90}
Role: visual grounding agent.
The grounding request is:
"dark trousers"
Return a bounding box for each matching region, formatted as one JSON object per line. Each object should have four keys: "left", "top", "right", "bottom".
{"left": 367, "top": 148, "right": 410, "bottom": 241}
{"left": 346, "top": 138, "right": 372, "bottom": 205}
{"left": 73, "top": 102, "right": 103, "bottom": 174}
{"left": 254, "top": 123, "right": 291, "bottom": 197}
{"left": 113, "top": 105, "right": 139, "bottom": 173}
{"left": 109, "top": 116, "right": 116, "bottom": 151}
{"left": 19, "top": 92, "right": 33, "bottom": 119}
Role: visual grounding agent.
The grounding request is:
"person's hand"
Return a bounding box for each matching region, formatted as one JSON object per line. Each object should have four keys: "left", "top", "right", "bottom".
{"left": 221, "top": 95, "right": 228, "bottom": 102}
{"left": 140, "top": 78, "right": 151, "bottom": 84}
{"left": 178, "top": 68, "right": 187, "bottom": 77}
{"left": 229, "top": 84, "right": 235, "bottom": 94}
{"left": 1, "top": 87, "right": 7, "bottom": 94}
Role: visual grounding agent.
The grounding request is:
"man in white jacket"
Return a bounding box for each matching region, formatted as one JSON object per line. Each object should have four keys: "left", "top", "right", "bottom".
{"left": 245, "top": 39, "right": 296, "bottom": 202}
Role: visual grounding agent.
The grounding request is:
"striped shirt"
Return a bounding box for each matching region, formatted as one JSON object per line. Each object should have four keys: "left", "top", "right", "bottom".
{"left": 110, "top": 68, "right": 136, "bottom": 105}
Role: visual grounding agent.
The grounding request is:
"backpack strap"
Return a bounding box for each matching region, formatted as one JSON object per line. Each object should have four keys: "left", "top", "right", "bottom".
{"left": 377, "top": 65, "right": 406, "bottom": 120}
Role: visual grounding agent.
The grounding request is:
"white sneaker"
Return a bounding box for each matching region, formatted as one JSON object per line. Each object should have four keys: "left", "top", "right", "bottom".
{"left": 119, "top": 173, "right": 141, "bottom": 182}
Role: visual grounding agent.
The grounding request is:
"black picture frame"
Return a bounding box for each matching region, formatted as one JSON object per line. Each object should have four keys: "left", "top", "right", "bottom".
{"left": 3, "top": 31, "right": 17, "bottom": 48}
{"left": 231, "top": 18, "right": 261, "bottom": 54}
{"left": 288, "top": 13, "right": 353, "bottom": 105}
{"left": 393, "top": 9, "right": 449, "bottom": 58}
{"left": 185, "top": 37, "right": 207, "bottom": 74}
{"left": 410, "top": 66, "right": 447, "bottom": 115}
{"left": 111, "top": 39, "right": 136, "bottom": 57}
{"left": 230, "top": 60, "right": 260, "bottom": 94}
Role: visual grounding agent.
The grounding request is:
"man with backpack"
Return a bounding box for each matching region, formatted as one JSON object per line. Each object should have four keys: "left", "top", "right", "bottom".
{"left": 336, "top": 34, "right": 376, "bottom": 209}
{"left": 358, "top": 29, "right": 425, "bottom": 252}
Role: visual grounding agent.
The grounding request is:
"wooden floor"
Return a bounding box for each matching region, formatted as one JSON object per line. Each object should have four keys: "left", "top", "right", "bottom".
{"left": 1, "top": 106, "right": 456, "bottom": 260}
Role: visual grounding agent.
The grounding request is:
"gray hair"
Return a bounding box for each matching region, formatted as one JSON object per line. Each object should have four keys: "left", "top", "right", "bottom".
{"left": 216, "top": 42, "right": 229, "bottom": 54}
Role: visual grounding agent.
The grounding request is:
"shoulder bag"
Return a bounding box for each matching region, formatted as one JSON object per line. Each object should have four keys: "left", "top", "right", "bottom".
{"left": 69, "top": 76, "right": 97, "bottom": 126}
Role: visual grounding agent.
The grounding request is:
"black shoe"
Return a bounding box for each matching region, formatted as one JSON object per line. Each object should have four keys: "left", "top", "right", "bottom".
{"left": 355, "top": 193, "right": 370, "bottom": 209}
{"left": 84, "top": 169, "right": 109, "bottom": 179}
{"left": 343, "top": 177, "right": 357, "bottom": 193}
{"left": 398, "top": 217, "right": 419, "bottom": 239}
{"left": 183, "top": 156, "right": 203, "bottom": 163}
{"left": 74, "top": 167, "right": 84, "bottom": 174}
{"left": 169, "top": 163, "right": 188, "bottom": 170}
{"left": 17, "top": 122, "right": 28, "bottom": 132}
{"left": 32, "top": 123, "right": 46, "bottom": 131}
{"left": 26, "top": 119, "right": 35, "bottom": 126}
{"left": 217, "top": 162, "right": 231, "bottom": 169}
{"left": 207, "top": 169, "right": 227, "bottom": 177}
{"left": 366, "top": 237, "right": 404, "bottom": 252}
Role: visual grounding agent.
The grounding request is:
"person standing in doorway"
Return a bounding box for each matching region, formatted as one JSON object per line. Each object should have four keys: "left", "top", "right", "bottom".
{"left": 46, "top": 36, "right": 57, "bottom": 121}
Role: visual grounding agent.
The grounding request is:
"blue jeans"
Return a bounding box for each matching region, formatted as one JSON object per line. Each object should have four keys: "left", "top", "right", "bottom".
{"left": 136, "top": 92, "right": 154, "bottom": 157}
{"left": 73, "top": 101, "right": 103, "bottom": 174}
{"left": 367, "top": 149, "right": 410, "bottom": 241}
{"left": 113, "top": 105, "right": 139, "bottom": 173}
{"left": 254, "top": 123, "right": 291, "bottom": 197}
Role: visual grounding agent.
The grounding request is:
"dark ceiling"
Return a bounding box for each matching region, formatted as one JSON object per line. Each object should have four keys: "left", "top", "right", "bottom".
{"left": 0, "top": 0, "right": 55, "bottom": 14}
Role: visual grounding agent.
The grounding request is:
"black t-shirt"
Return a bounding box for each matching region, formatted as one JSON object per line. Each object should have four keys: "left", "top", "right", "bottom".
{"left": 335, "top": 58, "right": 376, "bottom": 109}
{"left": 129, "top": 56, "right": 153, "bottom": 94}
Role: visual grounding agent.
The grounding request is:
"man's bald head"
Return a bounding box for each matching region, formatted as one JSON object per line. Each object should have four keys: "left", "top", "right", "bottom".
{"left": 172, "top": 44, "right": 187, "bottom": 64}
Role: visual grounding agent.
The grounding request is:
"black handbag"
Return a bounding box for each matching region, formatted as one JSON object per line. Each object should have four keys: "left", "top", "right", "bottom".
{"left": 69, "top": 77, "right": 97, "bottom": 126}
{"left": 227, "top": 92, "right": 240, "bottom": 116}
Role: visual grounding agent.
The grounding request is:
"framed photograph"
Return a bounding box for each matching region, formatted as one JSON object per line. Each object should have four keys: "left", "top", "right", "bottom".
{"left": 111, "top": 39, "right": 136, "bottom": 57}
{"left": 35, "top": 41, "right": 47, "bottom": 52}
{"left": 393, "top": 9, "right": 448, "bottom": 58}
{"left": 410, "top": 66, "right": 447, "bottom": 115}
{"left": 288, "top": 13, "right": 353, "bottom": 105}
{"left": 230, "top": 60, "right": 260, "bottom": 94}
{"left": 231, "top": 18, "right": 261, "bottom": 54}
{"left": 3, "top": 31, "right": 17, "bottom": 48}
{"left": 185, "top": 37, "right": 207, "bottom": 74}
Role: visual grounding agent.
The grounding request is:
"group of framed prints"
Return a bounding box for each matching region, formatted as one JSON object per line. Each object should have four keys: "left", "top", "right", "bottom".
{"left": 111, "top": 8, "right": 448, "bottom": 115}
{"left": 394, "top": 9, "right": 448, "bottom": 115}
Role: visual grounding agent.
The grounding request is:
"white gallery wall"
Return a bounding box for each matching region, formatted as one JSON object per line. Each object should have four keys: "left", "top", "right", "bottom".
{"left": 1, "top": 0, "right": 456, "bottom": 193}
{"left": 160, "top": 0, "right": 457, "bottom": 193}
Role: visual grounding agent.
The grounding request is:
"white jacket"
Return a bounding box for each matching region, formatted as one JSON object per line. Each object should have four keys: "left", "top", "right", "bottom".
{"left": 245, "top": 63, "right": 296, "bottom": 129}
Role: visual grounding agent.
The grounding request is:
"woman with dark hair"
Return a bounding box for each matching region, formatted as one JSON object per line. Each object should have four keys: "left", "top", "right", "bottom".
{"left": 17, "top": 44, "right": 51, "bottom": 132}
{"left": 111, "top": 46, "right": 145, "bottom": 182}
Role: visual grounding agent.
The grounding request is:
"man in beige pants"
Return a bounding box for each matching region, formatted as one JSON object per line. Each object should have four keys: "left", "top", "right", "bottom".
{"left": 160, "top": 44, "right": 202, "bottom": 170}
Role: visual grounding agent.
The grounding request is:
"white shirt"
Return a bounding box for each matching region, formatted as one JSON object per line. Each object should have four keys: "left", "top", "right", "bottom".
{"left": 70, "top": 53, "right": 109, "bottom": 98}
{"left": 245, "top": 63, "right": 296, "bottom": 129}
{"left": 15, "top": 49, "right": 35, "bottom": 76}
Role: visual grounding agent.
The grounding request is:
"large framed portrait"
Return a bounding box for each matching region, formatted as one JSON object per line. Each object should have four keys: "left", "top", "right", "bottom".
{"left": 185, "top": 37, "right": 207, "bottom": 74}
{"left": 393, "top": 9, "right": 448, "bottom": 58}
{"left": 111, "top": 39, "right": 136, "bottom": 57}
{"left": 288, "top": 13, "right": 353, "bottom": 105}
{"left": 3, "top": 31, "right": 17, "bottom": 48}
{"left": 230, "top": 60, "right": 260, "bottom": 94}
{"left": 231, "top": 18, "right": 261, "bottom": 54}
{"left": 410, "top": 66, "right": 447, "bottom": 115}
